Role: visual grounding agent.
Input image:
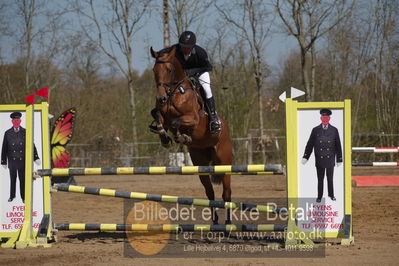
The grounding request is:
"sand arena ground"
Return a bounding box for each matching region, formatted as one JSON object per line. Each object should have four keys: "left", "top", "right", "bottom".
{"left": 1, "top": 167, "right": 398, "bottom": 265}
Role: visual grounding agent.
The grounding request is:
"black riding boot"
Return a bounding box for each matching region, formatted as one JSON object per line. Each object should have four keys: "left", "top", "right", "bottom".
{"left": 205, "top": 97, "right": 221, "bottom": 133}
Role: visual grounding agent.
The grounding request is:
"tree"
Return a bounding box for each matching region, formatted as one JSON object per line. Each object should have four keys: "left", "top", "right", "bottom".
{"left": 73, "top": 0, "right": 150, "bottom": 156}
{"left": 0, "top": 2, "right": 8, "bottom": 61}
{"left": 216, "top": 0, "right": 273, "bottom": 162}
{"left": 168, "top": 0, "right": 213, "bottom": 38}
{"left": 369, "top": 0, "right": 399, "bottom": 147}
{"left": 274, "top": 0, "right": 354, "bottom": 101}
{"left": 0, "top": 0, "right": 69, "bottom": 103}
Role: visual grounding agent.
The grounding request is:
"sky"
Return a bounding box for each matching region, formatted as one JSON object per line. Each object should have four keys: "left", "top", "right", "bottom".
{"left": 134, "top": 20, "right": 297, "bottom": 75}
{"left": 130, "top": 2, "right": 298, "bottom": 75}
{"left": 0, "top": 1, "right": 298, "bottom": 77}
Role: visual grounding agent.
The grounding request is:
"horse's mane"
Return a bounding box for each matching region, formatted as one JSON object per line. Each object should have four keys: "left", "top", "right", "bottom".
{"left": 157, "top": 45, "right": 176, "bottom": 58}
{"left": 156, "top": 45, "right": 186, "bottom": 75}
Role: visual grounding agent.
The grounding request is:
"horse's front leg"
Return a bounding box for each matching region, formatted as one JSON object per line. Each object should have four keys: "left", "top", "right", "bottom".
{"left": 149, "top": 108, "right": 172, "bottom": 148}
{"left": 222, "top": 175, "right": 232, "bottom": 224}
{"left": 159, "top": 131, "right": 173, "bottom": 148}
{"left": 170, "top": 118, "right": 192, "bottom": 145}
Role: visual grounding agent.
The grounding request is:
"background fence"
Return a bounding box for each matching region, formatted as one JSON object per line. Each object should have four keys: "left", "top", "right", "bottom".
{"left": 66, "top": 133, "right": 398, "bottom": 167}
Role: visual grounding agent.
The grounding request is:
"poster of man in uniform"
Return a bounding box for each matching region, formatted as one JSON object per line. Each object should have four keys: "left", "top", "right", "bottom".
{"left": 1, "top": 112, "right": 41, "bottom": 203}
{"left": 0, "top": 109, "right": 44, "bottom": 234}
{"left": 297, "top": 108, "right": 345, "bottom": 235}
{"left": 301, "top": 109, "right": 343, "bottom": 203}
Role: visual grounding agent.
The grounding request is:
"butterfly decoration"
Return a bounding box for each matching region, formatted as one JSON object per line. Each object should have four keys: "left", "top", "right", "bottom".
{"left": 51, "top": 108, "right": 77, "bottom": 168}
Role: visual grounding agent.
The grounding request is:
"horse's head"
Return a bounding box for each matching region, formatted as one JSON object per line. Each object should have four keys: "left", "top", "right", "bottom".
{"left": 151, "top": 46, "right": 185, "bottom": 105}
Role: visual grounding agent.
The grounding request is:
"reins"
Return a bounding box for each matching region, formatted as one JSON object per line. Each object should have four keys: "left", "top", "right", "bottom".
{"left": 154, "top": 58, "right": 190, "bottom": 98}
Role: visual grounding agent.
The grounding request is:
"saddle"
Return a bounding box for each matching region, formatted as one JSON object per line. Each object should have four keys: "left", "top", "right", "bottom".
{"left": 188, "top": 76, "right": 205, "bottom": 110}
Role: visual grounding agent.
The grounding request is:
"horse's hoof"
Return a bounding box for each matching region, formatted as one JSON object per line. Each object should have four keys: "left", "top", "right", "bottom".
{"left": 161, "top": 142, "right": 172, "bottom": 148}
{"left": 225, "top": 220, "right": 232, "bottom": 225}
{"left": 212, "top": 221, "right": 219, "bottom": 225}
{"left": 183, "top": 134, "right": 192, "bottom": 144}
{"left": 174, "top": 135, "right": 188, "bottom": 144}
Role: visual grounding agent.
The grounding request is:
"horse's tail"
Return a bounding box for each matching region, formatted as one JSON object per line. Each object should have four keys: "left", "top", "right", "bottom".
{"left": 211, "top": 174, "right": 224, "bottom": 184}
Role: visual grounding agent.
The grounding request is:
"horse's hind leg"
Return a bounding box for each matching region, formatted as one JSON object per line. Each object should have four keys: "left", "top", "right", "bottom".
{"left": 189, "top": 147, "right": 219, "bottom": 224}
{"left": 212, "top": 130, "right": 233, "bottom": 224}
{"left": 199, "top": 175, "right": 219, "bottom": 224}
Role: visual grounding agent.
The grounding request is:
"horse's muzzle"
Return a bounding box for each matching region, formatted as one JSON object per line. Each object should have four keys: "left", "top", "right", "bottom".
{"left": 157, "top": 95, "right": 167, "bottom": 105}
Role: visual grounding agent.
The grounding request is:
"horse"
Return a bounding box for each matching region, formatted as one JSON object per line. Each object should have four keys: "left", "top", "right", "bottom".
{"left": 149, "top": 46, "right": 233, "bottom": 224}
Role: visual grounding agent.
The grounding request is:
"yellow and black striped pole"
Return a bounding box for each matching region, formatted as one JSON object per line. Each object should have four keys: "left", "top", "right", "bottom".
{"left": 55, "top": 223, "right": 287, "bottom": 232}
{"left": 54, "top": 184, "right": 286, "bottom": 214}
{"left": 37, "top": 164, "right": 284, "bottom": 177}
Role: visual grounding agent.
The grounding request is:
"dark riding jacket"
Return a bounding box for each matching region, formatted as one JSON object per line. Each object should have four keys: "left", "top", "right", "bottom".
{"left": 1, "top": 127, "right": 39, "bottom": 169}
{"left": 163, "top": 44, "right": 212, "bottom": 76}
{"left": 303, "top": 124, "right": 343, "bottom": 168}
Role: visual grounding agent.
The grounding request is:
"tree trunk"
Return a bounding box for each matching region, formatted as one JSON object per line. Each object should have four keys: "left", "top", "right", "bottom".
{"left": 257, "top": 81, "right": 266, "bottom": 163}
{"left": 127, "top": 77, "right": 138, "bottom": 157}
{"left": 23, "top": 0, "right": 35, "bottom": 93}
{"left": 300, "top": 47, "right": 311, "bottom": 101}
{"left": 310, "top": 45, "right": 316, "bottom": 100}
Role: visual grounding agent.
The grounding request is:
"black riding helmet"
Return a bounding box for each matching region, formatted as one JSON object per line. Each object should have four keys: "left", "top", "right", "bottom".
{"left": 179, "top": 31, "right": 196, "bottom": 48}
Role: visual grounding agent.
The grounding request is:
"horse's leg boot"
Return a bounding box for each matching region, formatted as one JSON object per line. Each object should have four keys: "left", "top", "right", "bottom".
{"left": 149, "top": 108, "right": 164, "bottom": 134}
{"left": 160, "top": 134, "right": 172, "bottom": 148}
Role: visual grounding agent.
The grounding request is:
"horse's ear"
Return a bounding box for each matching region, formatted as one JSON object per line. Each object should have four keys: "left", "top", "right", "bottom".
{"left": 169, "top": 46, "right": 176, "bottom": 56}
{"left": 150, "top": 46, "right": 158, "bottom": 58}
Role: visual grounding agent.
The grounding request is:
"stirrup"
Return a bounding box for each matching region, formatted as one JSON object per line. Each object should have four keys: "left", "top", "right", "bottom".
{"left": 209, "top": 119, "right": 221, "bottom": 133}
{"left": 149, "top": 121, "right": 161, "bottom": 134}
{"left": 149, "top": 125, "right": 159, "bottom": 134}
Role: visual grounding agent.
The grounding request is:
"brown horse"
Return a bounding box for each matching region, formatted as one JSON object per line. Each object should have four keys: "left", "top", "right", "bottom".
{"left": 149, "top": 46, "right": 233, "bottom": 224}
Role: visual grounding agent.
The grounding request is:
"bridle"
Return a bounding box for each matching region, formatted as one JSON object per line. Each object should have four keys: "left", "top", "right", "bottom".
{"left": 155, "top": 58, "right": 187, "bottom": 99}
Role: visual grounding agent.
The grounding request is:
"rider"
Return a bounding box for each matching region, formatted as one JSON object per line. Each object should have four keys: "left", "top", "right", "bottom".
{"left": 172, "top": 31, "right": 221, "bottom": 134}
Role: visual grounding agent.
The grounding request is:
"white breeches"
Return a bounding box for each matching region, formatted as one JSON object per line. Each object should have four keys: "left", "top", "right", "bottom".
{"left": 198, "top": 72, "right": 212, "bottom": 99}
